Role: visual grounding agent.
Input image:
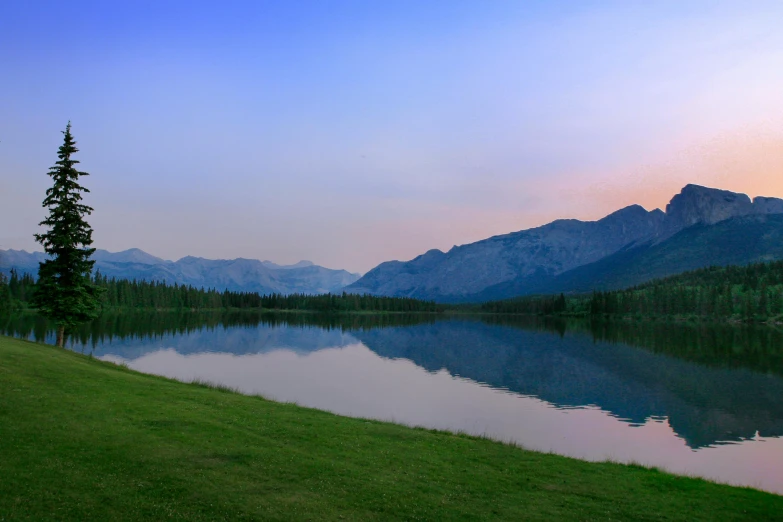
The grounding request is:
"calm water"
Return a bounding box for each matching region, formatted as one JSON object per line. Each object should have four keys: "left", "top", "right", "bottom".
{"left": 4, "top": 312, "right": 783, "bottom": 494}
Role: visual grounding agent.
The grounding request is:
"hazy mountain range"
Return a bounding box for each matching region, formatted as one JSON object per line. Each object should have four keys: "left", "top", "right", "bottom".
{"left": 5, "top": 184, "right": 783, "bottom": 302}
{"left": 0, "top": 249, "right": 361, "bottom": 296}
{"left": 347, "top": 184, "right": 783, "bottom": 302}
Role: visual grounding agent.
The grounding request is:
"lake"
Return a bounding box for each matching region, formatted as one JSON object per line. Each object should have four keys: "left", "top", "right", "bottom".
{"left": 4, "top": 311, "right": 783, "bottom": 494}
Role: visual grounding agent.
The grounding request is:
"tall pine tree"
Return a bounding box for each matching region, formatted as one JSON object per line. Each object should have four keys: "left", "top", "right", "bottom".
{"left": 0, "top": 272, "right": 11, "bottom": 314}
{"left": 32, "top": 123, "right": 101, "bottom": 347}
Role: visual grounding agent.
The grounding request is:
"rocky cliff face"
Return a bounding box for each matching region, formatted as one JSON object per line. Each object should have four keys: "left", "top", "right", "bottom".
{"left": 754, "top": 196, "right": 783, "bottom": 215}
{"left": 665, "top": 184, "right": 755, "bottom": 227}
{"left": 347, "top": 185, "right": 783, "bottom": 300}
{"left": 663, "top": 184, "right": 783, "bottom": 228}
{"left": 351, "top": 205, "right": 668, "bottom": 299}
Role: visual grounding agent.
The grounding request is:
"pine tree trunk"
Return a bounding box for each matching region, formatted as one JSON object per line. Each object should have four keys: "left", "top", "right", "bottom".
{"left": 56, "top": 325, "right": 65, "bottom": 348}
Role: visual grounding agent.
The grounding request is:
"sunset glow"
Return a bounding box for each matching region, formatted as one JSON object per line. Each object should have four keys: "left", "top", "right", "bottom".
{"left": 2, "top": 1, "right": 782, "bottom": 272}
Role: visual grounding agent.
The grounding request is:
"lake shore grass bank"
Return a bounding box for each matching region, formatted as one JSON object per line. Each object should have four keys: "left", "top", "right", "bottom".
{"left": 1, "top": 335, "right": 781, "bottom": 521}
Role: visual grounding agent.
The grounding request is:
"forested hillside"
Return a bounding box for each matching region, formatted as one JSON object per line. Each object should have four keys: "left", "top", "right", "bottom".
{"left": 481, "top": 261, "right": 783, "bottom": 322}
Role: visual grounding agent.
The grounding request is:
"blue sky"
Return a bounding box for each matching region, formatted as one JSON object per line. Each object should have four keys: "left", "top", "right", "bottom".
{"left": 2, "top": 1, "right": 783, "bottom": 272}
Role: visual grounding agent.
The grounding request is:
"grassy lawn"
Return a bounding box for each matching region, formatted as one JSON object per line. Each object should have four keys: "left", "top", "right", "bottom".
{"left": 1, "top": 335, "right": 780, "bottom": 521}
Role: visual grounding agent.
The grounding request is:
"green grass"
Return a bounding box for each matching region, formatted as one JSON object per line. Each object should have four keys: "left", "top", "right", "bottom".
{"left": 1, "top": 336, "right": 781, "bottom": 521}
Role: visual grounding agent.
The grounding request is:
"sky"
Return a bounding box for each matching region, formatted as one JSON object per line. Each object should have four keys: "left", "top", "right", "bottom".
{"left": 2, "top": 1, "right": 783, "bottom": 273}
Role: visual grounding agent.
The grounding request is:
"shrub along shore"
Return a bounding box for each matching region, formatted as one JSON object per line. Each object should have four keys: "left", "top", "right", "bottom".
{"left": 1, "top": 335, "right": 780, "bottom": 520}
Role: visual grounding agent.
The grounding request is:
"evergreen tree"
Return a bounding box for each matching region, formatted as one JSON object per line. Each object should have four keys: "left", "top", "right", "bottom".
{"left": 758, "top": 283, "right": 769, "bottom": 318}
{"left": 32, "top": 123, "right": 102, "bottom": 347}
{"left": 0, "top": 272, "right": 11, "bottom": 314}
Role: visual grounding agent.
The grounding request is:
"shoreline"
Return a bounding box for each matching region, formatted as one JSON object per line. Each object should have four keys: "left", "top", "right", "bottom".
{"left": 1, "top": 334, "right": 781, "bottom": 519}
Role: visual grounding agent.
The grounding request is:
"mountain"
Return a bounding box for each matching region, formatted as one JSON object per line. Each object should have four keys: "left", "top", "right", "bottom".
{"left": 0, "top": 250, "right": 47, "bottom": 274}
{"left": 260, "top": 260, "right": 315, "bottom": 270}
{"left": 467, "top": 213, "right": 783, "bottom": 301}
{"left": 347, "top": 184, "right": 783, "bottom": 302}
{"left": 91, "top": 248, "right": 167, "bottom": 265}
{"left": 0, "top": 249, "right": 361, "bottom": 295}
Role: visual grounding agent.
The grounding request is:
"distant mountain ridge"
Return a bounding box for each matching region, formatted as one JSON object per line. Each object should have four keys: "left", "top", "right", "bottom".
{"left": 463, "top": 213, "right": 783, "bottom": 302}
{"left": 0, "top": 249, "right": 361, "bottom": 296}
{"left": 347, "top": 184, "right": 783, "bottom": 302}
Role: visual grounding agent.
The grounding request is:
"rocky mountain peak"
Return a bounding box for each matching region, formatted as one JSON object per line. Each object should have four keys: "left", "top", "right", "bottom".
{"left": 754, "top": 196, "right": 783, "bottom": 215}
{"left": 599, "top": 204, "right": 666, "bottom": 229}
{"left": 92, "top": 248, "right": 169, "bottom": 265}
{"left": 665, "top": 184, "right": 754, "bottom": 227}
{"left": 663, "top": 184, "right": 783, "bottom": 228}
{"left": 347, "top": 183, "right": 783, "bottom": 302}
{"left": 602, "top": 204, "right": 649, "bottom": 219}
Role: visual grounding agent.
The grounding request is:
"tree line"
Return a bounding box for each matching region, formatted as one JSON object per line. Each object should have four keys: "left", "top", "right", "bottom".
{"left": 480, "top": 260, "right": 783, "bottom": 322}
{"left": 257, "top": 293, "right": 442, "bottom": 313}
{"left": 479, "top": 293, "right": 568, "bottom": 315}
{"left": 0, "top": 270, "right": 443, "bottom": 314}
{"left": 586, "top": 261, "right": 783, "bottom": 320}
{"left": 7, "top": 259, "right": 783, "bottom": 320}
{"left": 0, "top": 270, "right": 36, "bottom": 314}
